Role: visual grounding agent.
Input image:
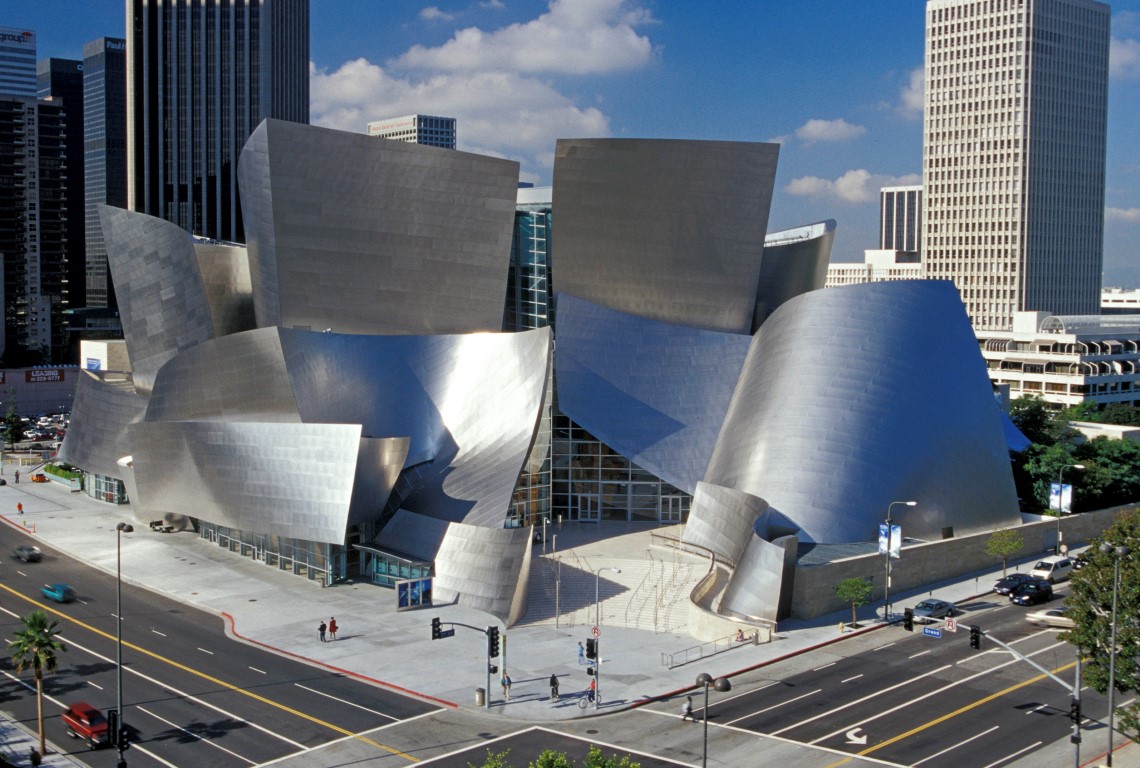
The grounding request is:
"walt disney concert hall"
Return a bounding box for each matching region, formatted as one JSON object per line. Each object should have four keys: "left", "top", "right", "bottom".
{"left": 60, "top": 122, "right": 1021, "bottom": 626}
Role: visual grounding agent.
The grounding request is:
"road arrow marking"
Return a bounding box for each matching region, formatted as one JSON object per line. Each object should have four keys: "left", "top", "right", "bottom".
{"left": 846, "top": 727, "right": 868, "bottom": 745}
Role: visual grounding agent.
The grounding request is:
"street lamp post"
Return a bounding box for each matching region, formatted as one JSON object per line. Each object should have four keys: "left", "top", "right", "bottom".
{"left": 593, "top": 567, "right": 621, "bottom": 710}
{"left": 1099, "top": 541, "right": 1130, "bottom": 767}
{"left": 1055, "top": 465, "right": 1085, "bottom": 556}
{"left": 695, "top": 672, "right": 732, "bottom": 768}
{"left": 116, "top": 522, "right": 133, "bottom": 768}
{"left": 883, "top": 501, "right": 916, "bottom": 620}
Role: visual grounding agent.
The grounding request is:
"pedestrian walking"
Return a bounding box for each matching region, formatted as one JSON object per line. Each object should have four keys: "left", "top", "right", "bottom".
{"left": 328, "top": 617, "right": 338, "bottom": 640}
{"left": 550, "top": 673, "right": 559, "bottom": 701}
{"left": 501, "top": 672, "right": 512, "bottom": 700}
{"left": 14, "top": 470, "right": 18, "bottom": 484}
{"left": 681, "top": 696, "right": 694, "bottom": 722}
{"left": 17, "top": 502, "right": 23, "bottom": 515}
{"left": 578, "top": 641, "right": 585, "bottom": 665}
{"left": 318, "top": 620, "right": 327, "bottom": 642}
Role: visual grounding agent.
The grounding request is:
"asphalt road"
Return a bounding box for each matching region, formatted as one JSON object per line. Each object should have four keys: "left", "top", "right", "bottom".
{"left": 0, "top": 526, "right": 442, "bottom": 767}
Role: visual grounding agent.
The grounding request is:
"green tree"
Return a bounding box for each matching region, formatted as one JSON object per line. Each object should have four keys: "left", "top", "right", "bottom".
{"left": 984, "top": 528, "right": 1025, "bottom": 576}
{"left": 1062, "top": 509, "right": 1140, "bottom": 738}
{"left": 835, "top": 577, "right": 873, "bottom": 627}
{"left": 3, "top": 405, "right": 23, "bottom": 448}
{"left": 10, "top": 610, "right": 67, "bottom": 757}
{"left": 1008, "top": 396, "right": 1057, "bottom": 446}
{"left": 583, "top": 746, "right": 641, "bottom": 768}
{"left": 1073, "top": 438, "right": 1140, "bottom": 510}
{"left": 1096, "top": 403, "right": 1140, "bottom": 427}
{"left": 530, "top": 750, "right": 574, "bottom": 768}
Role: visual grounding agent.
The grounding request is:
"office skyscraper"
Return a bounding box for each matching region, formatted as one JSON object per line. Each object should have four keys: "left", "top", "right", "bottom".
{"left": 127, "top": 0, "right": 309, "bottom": 243}
{"left": 921, "top": 0, "right": 1110, "bottom": 331}
{"left": 368, "top": 115, "right": 457, "bottom": 149}
{"left": 0, "top": 26, "right": 36, "bottom": 96}
{"left": 84, "top": 37, "right": 127, "bottom": 311}
{"left": 880, "top": 185, "right": 922, "bottom": 255}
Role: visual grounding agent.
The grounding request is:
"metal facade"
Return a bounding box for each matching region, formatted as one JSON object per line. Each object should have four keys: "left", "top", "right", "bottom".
{"left": 57, "top": 371, "right": 148, "bottom": 480}
{"left": 752, "top": 220, "right": 835, "bottom": 332}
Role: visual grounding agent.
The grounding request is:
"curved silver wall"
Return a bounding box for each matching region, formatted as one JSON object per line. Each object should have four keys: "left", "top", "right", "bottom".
{"left": 752, "top": 220, "right": 835, "bottom": 332}
{"left": 681, "top": 481, "right": 769, "bottom": 566}
{"left": 57, "top": 371, "right": 149, "bottom": 479}
{"left": 705, "top": 280, "right": 1021, "bottom": 544}
{"left": 194, "top": 240, "right": 256, "bottom": 338}
{"left": 238, "top": 119, "right": 520, "bottom": 336}
{"left": 554, "top": 293, "right": 750, "bottom": 494}
{"left": 551, "top": 138, "right": 779, "bottom": 334}
{"left": 98, "top": 205, "right": 216, "bottom": 394}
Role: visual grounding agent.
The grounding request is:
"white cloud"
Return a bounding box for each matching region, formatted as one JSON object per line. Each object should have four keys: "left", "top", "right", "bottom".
{"left": 394, "top": 0, "right": 656, "bottom": 75}
{"left": 1111, "top": 36, "right": 1140, "bottom": 79}
{"left": 1106, "top": 207, "right": 1140, "bottom": 222}
{"left": 899, "top": 67, "right": 924, "bottom": 117}
{"left": 480, "top": 0, "right": 506, "bottom": 8}
{"left": 785, "top": 169, "right": 921, "bottom": 204}
{"left": 793, "top": 118, "right": 865, "bottom": 144}
{"left": 419, "top": 7, "right": 456, "bottom": 22}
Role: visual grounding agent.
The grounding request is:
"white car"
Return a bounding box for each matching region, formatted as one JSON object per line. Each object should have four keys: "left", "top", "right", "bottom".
{"left": 1025, "top": 608, "right": 1075, "bottom": 629}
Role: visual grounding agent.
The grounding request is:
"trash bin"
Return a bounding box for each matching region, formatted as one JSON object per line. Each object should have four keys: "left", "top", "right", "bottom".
{"left": 475, "top": 687, "right": 486, "bottom": 707}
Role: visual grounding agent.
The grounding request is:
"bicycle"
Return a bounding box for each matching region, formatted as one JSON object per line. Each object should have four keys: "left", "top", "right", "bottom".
{"left": 578, "top": 691, "right": 600, "bottom": 708}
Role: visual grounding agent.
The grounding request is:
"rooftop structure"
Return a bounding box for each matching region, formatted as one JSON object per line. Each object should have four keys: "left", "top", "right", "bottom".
{"left": 367, "top": 114, "right": 456, "bottom": 149}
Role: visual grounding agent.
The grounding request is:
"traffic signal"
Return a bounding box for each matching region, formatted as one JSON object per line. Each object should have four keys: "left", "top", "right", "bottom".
{"left": 431, "top": 617, "right": 441, "bottom": 640}
{"left": 586, "top": 666, "right": 595, "bottom": 676}
{"left": 108, "top": 709, "right": 119, "bottom": 748}
{"left": 969, "top": 625, "right": 982, "bottom": 650}
{"left": 119, "top": 724, "right": 131, "bottom": 751}
{"left": 489, "top": 664, "right": 498, "bottom": 675}
{"left": 487, "top": 626, "right": 500, "bottom": 658}
{"left": 585, "top": 638, "right": 597, "bottom": 660}
{"left": 903, "top": 608, "right": 914, "bottom": 632}
{"left": 1070, "top": 698, "right": 1081, "bottom": 723}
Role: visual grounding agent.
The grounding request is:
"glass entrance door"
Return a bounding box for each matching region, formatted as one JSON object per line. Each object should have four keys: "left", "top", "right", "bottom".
{"left": 576, "top": 494, "right": 601, "bottom": 523}
{"left": 660, "top": 494, "right": 686, "bottom": 523}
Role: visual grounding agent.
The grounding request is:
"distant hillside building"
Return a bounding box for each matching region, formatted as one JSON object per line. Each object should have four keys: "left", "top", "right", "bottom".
{"left": 368, "top": 114, "right": 456, "bottom": 149}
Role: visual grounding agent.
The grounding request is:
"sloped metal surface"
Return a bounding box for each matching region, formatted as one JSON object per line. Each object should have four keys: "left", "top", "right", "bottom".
{"left": 554, "top": 293, "right": 750, "bottom": 493}
{"left": 705, "top": 280, "right": 1021, "bottom": 544}
{"left": 194, "top": 240, "right": 256, "bottom": 337}
{"left": 752, "top": 220, "right": 835, "bottom": 331}
{"left": 98, "top": 205, "right": 216, "bottom": 393}
{"left": 238, "top": 118, "right": 520, "bottom": 335}
{"left": 57, "top": 371, "right": 148, "bottom": 480}
{"left": 551, "top": 138, "right": 778, "bottom": 334}
{"left": 682, "top": 481, "right": 769, "bottom": 566}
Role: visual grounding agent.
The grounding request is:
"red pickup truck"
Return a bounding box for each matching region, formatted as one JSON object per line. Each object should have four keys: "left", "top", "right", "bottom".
{"left": 61, "top": 702, "right": 109, "bottom": 749}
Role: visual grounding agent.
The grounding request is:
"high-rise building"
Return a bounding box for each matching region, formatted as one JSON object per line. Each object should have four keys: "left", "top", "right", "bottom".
{"left": 127, "top": 0, "right": 310, "bottom": 242}
{"left": 368, "top": 114, "right": 457, "bottom": 149}
{"left": 921, "top": 0, "right": 1110, "bottom": 331}
{"left": 83, "top": 37, "right": 127, "bottom": 311}
{"left": 38, "top": 57, "right": 86, "bottom": 314}
{"left": 0, "top": 26, "right": 36, "bottom": 96}
{"left": 880, "top": 185, "right": 921, "bottom": 255}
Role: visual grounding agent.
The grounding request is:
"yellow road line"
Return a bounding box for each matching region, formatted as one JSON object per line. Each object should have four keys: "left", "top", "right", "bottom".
{"left": 824, "top": 661, "right": 1075, "bottom": 767}
{"left": 0, "top": 582, "right": 418, "bottom": 762}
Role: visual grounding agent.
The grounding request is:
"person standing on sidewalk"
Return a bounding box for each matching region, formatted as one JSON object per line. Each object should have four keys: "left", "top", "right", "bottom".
{"left": 501, "top": 672, "right": 512, "bottom": 700}
{"left": 578, "top": 641, "right": 585, "bottom": 665}
{"left": 328, "top": 617, "right": 338, "bottom": 640}
{"left": 318, "top": 620, "right": 327, "bottom": 642}
{"left": 17, "top": 502, "right": 23, "bottom": 515}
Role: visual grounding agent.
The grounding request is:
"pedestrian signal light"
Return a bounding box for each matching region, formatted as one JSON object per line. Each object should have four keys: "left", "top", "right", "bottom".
{"left": 488, "top": 626, "right": 500, "bottom": 658}
{"left": 969, "top": 625, "right": 982, "bottom": 650}
{"left": 108, "top": 709, "right": 119, "bottom": 748}
{"left": 586, "top": 666, "right": 595, "bottom": 676}
{"left": 903, "top": 608, "right": 914, "bottom": 632}
{"left": 586, "top": 638, "right": 597, "bottom": 660}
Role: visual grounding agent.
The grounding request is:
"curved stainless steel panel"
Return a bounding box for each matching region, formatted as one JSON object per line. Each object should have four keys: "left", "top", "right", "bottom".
{"left": 551, "top": 138, "right": 779, "bottom": 334}
{"left": 98, "top": 205, "right": 215, "bottom": 394}
{"left": 194, "top": 240, "right": 255, "bottom": 337}
{"left": 432, "top": 520, "right": 531, "bottom": 622}
{"left": 720, "top": 533, "right": 798, "bottom": 623}
{"left": 57, "top": 371, "right": 148, "bottom": 480}
{"left": 706, "top": 280, "right": 1021, "bottom": 544}
{"left": 682, "top": 481, "right": 769, "bottom": 566}
{"left": 238, "top": 119, "right": 520, "bottom": 335}
{"left": 753, "top": 220, "right": 835, "bottom": 331}
{"left": 554, "top": 293, "right": 749, "bottom": 494}
{"left": 349, "top": 437, "right": 411, "bottom": 528}
{"left": 128, "top": 420, "right": 365, "bottom": 544}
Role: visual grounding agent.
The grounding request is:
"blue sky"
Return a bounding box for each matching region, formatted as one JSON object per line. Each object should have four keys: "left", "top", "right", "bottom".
{"left": 8, "top": 0, "right": 1140, "bottom": 286}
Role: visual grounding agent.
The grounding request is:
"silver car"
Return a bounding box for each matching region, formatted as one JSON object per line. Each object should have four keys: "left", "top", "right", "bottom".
{"left": 1025, "top": 608, "right": 1075, "bottom": 629}
{"left": 912, "top": 598, "right": 955, "bottom": 623}
{"left": 13, "top": 544, "right": 42, "bottom": 562}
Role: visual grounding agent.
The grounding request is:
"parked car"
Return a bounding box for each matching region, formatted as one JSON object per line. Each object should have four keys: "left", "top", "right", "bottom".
{"left": 1030, "top": 555, "right": 1074, "bottom": 583}
{"left": 993, "top": 572, "right": 1038, "bottom": 596}
{"left": 912, "top": 598, "right": 955, "bottom": 622}
{"left": 1072, "top": 552, "right": 1090, "bottom": 571}
{"left": 1025, "top": 608, "right": 1076, "bottom": 629}
{"left": 61, "top": 702, "right": 109, "bottom": 749}
{"left": 41, "top": 583, "right": 75, "bottom": 603}
{"left": 12, "top": 544, "right": 42, "bottom": 562}
{"left": 1010, "top": 580, "right": 1054, "bottom": 606}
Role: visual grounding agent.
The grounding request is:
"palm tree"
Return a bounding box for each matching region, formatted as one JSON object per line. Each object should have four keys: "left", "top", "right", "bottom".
{"left": 10, "top": 609, "right": 67, "bottom": 756}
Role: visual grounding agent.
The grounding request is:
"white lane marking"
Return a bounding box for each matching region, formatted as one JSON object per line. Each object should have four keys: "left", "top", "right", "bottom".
{"left": 813, "top": 662, "right": 836, "bottom": 672}
{"left": 982, "top": 740, "right": 1043, "bottom": 768}
{"left": 841, "top": 674, "right": 864, "bottom": 684}
{"left": 152, "top": 629, "right": 167, "bottom": 637}
{"left": 1025, "top": 703, "right": 1049, "bottom": 715}
{"left": 725, "top": 688, "right": 822, "bottom": 725}
{"left": 770, "top": 665, "right": 953, "bottom": 736}
{"left": 909, "top": 650, "right": 932, "bottom": 659}
{"left": 137, "top": 705, "right": 258, "bottom": 765}
{"left": 16, "top": 570, "right": 27, "bottom": 577}
{"left": 198, "top": 647, "right": 215, "bottom": 655}
{"left": 127, "top": 743, "right": 180, "bottom": 768}
{"left": 809, "top": 640, "right": 1069, "bottom": 745}
{"left": 88, "top": 681, "right": 104, "bottom": 690}
{"left": 874, "top": 642, "right": 896, "bottom": 651}
{"left": 293, "top": 684, "right": 399, "bottom": 720}
{"left": 912, "top": 724, "right": 999, "bottom": 765}
{"left": 250, "top": 667, "right": 267, "bottom": 675}
{"left": 0, "top": 605, "right": 307, "bottom": 750}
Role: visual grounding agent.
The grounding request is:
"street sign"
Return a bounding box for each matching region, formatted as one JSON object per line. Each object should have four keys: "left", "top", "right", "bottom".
{"left": 944, "top": 617, "right": 958, "bottom": 633}
{"left": 923, "top": 626, "right": 942, "bottom": 639}
{"left": 591, "top": 625, "right": 600, "bottom": 638}
{"left": 439, "top": 628, "right": 455, "bottom": 638}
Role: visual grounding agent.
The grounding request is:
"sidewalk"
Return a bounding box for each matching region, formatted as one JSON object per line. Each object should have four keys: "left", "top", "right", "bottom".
{"left": 0, "top": 458, "right": 1135, "bottom": 767}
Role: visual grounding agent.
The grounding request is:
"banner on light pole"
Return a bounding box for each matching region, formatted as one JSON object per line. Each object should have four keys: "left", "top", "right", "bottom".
{"left": 1049, "top": 482, "right": 1073, "bottom": 514}
{"left": 878, "top": 523, "right": 902, "bottom": 558}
